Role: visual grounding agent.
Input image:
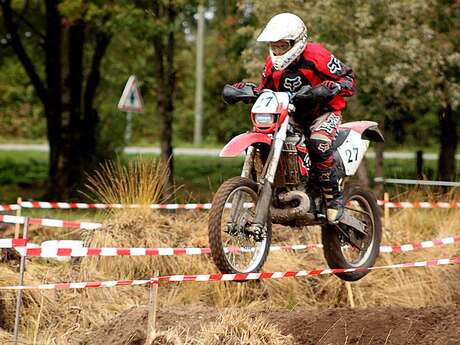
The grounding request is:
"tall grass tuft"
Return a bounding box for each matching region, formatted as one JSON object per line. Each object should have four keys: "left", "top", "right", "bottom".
{"left": 80, "top": 156, "right": 179, "bottom": 280}
{"left": 83, "top": 156, "right": 170, "bottom": 207}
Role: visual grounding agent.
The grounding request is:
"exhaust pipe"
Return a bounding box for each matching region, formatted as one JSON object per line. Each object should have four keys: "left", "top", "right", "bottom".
{"left": 271, "top": 191, "right": 315, "bottom": 226}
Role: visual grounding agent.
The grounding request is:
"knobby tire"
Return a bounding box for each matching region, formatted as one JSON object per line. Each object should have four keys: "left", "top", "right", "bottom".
{"left": 208, "top": 176, "right": 272, "bottom": 274}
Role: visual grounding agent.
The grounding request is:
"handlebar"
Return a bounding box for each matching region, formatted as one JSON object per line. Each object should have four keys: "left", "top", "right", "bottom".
{"left": 294, "top": 84, "right": 335, "bottom": 102}
{"left": 222, "top": 83, "right": 336, "bottom": 105}
{"left": 222, "top": 84, "right": 257, "bottom": 104}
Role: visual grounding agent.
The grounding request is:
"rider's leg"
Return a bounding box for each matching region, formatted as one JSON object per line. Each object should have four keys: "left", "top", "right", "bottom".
{"left": 308, "top": 112, "right": 343, "bottom": 222}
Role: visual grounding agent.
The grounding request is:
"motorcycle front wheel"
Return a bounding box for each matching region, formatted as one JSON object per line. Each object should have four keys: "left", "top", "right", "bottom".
{"left": 321, "top": 186, "right": 382, "bottom": 281}
{"left": 208, "top": 176, "right": 272, "bottom": 274}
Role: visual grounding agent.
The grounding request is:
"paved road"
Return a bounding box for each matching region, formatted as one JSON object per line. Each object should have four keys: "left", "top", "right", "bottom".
{"left": 0, "top": 143, "right": 459, "bottom": 160}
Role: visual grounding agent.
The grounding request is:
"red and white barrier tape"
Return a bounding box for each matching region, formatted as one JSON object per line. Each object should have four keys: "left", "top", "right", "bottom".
{"left": 12, "top": 235, "right": 460, "bottom": 258}
{"left": 0, "top": 215, "right": 102, "bottom": 230}
{"left": 1, "top": 256, "right": 458, "bottom": 290}
{"left": 380, "top": 235, "right": 460, "bottom": 253}
{"left": 377, "top": 200, "right": 460, "bottom": 209}
{"left": 2, "top": 200, "right": 459, "bottom": 211}
{"left": 0, "top": 201, "right": 213, "bottom": 210}
{"left": 0, "top": 238, "right": 27, "bottom": 248}
{"left": 0, "top": 204, "right": 20, "bottom": 211}
{"left": 15, "top": 246, "right": 211, "bottom": 257}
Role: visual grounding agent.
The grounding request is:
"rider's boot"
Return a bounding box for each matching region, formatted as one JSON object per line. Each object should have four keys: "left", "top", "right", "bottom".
{"left": 317, "top": 167, "right": 344, "bottom": 223}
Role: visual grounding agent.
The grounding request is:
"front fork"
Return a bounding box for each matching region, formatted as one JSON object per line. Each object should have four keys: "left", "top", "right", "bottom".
{"left": 251, "top": 116, "right": 290, "bottom": 233}
{"left": 227, "top": 117, "right": 289, "bottom": 239}
{"left": 227, "top": 146, "right": 256, "bottom": 226}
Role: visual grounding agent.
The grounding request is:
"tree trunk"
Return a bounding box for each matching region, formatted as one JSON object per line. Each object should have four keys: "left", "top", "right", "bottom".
{"left": 356, "top": 157, "right": 370, "bottom": 188}
{"left": 82, "top": 31, "right": 112, "bottom": 168}
{"left": 152, "top": 1, "right": 177, "bottom": 196}
{"left": 438, "top": 104, "right": 457, "bottom": 182}
{"left": 44, "top": 0, "right": 65, "bottom": 198}
{"left": 375, "top": 142, "right": 384, "bottom": 198}
{"left": 46, "top": 11, "right": 87, "bottom": 199}
{"left": 2, "top": 0, "right": 111, "bottom": 199}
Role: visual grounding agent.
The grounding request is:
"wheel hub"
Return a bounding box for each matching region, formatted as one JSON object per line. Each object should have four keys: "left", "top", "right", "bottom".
{"left": 246, "top": 223, "right": 266, "bottom": 242}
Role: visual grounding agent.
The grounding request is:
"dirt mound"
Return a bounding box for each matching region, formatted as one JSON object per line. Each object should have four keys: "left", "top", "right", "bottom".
{"left": 82, "top": 305, "right": 459, "bottom": 345}
{"left": 79, "top": 307, "right": 149, "bottom": 345}
{"left": 271, "top": 305, "right": 460, "bottom": 345}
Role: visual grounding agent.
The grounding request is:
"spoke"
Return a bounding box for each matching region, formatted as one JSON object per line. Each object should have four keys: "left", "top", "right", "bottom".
{"left": 220, "top": 185, "right": 266, "bottom": 273}
{"left": 344, "top": 205, "right": 372, "bottom": 218}
{"left": 340, "top": 195, "right": 377, "bottom": 265}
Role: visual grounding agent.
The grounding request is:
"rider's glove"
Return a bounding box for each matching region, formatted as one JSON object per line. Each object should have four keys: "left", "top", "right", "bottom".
{"left": 232, "top": 82, "right": 256, "bottom": 90}
{"left": 320, "top": 81, "right": 341, "bottom": 96}
{"left": 232, "top": 82, "right": 246, "bottom": 89}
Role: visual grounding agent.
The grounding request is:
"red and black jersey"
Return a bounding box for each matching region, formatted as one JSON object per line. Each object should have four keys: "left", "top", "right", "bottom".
{"left": 255, "top": 43, "right": 356, "bottom": 113}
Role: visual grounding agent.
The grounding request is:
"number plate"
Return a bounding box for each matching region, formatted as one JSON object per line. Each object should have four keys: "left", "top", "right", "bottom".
{"left": 336, "top": 130, "right": 369, "bottom": 175}
{"left": 251, "top": 91, "right": 289, "bottom": 114}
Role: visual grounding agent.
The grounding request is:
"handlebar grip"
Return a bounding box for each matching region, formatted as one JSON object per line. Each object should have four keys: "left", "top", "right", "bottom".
{"left": 222, "top": 84, "right": 257, "bottom": 104}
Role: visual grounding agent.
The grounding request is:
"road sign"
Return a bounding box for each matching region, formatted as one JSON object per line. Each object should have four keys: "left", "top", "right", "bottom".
{"left": 118, "top": 75, "right": 144, "bottom": 113}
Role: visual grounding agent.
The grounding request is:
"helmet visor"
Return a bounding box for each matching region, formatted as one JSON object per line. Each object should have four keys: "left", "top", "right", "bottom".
{"left": 270, "top": 40, "right": 292, "bottom": 56}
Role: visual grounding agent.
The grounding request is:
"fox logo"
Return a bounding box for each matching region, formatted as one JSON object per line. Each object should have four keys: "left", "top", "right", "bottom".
{"left": 327, "top": 55, "right": 343, "bottom": 75}
{"left": 283, "top": 76, "right": 303, "bottom": 92}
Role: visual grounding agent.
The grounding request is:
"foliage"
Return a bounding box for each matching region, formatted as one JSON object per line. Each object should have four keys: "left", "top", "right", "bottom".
{"left": 1, "top": 0, "right": 458, "bottom": 148}
{"left": 0, "top": 0, "right": 458, "bottom": 187}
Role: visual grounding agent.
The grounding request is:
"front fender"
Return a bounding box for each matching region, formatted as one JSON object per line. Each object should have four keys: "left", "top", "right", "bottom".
{"left": 220, "top": 132, "right": 272, "bottom": 157}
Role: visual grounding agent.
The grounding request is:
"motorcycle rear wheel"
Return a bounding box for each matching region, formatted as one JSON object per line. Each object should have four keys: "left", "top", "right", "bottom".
{"left": 321, "top": 186, "right": 382, "bottom": 281}
{"left": 208, "top": 176, "right": 272, "bottom": 274}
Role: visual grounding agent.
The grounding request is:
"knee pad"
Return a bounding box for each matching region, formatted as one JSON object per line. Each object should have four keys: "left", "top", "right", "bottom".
{"left": 309, "top": 138, "right": 333, "bottom": 167}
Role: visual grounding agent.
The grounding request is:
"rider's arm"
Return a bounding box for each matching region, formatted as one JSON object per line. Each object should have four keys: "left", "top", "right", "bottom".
{"left": 254, "top": 56, "right": 275, "bottom": 94}
{"left": 309, "top": 43, "right": 356, "bottom": 97}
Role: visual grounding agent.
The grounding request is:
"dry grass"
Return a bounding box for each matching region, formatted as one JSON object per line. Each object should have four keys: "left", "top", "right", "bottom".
{"left": 0, "top": 161, "right": 458, "bottom": 343}
{"left": 1, "top": 205, "right": 456, "bottom": 343}
{"left": 0, "top": 327, "right": 13, "bottom": 344}
{"left": 147, "top": 330, "right": 187, "bottom": 345}
{"left": 194, "top": 309, "right": 294, "bottom": 345}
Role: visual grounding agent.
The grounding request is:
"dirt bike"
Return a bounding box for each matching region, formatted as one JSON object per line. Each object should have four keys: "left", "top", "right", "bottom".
{"left": 208, "top": 84, "right": 384, "bottom": 281}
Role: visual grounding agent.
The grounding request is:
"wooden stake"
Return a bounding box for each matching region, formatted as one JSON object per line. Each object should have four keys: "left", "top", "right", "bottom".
{"left": 345, "top": 282, "right": 355, "bottom": 308}
{"left": 384, "top": 192, "right": 390, "bottom": 228}
{"left": 145, "top": 270, "right": 159, "bottom": 345}
{"left": 13, "top": 217, "right": 28, "bottom": 345}
{"left": 14, "top": 197, "right": 22, "bottom": 239}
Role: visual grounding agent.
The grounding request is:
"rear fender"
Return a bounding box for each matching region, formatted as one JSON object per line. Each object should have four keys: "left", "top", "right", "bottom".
{"left": 220, "top": 132, "right": 272, "bottom": 157}
{"left": 340, "top": 121, "right": 384, "bottom": 142}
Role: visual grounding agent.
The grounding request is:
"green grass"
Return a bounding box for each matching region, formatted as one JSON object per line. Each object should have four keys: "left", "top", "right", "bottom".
{"left": 173, "top": 155, "right": 243, "bottom": 201}
{"left": 0, "top": 151, "right": 48, "bottom": 202}
{"left": 0, "top": 150, "right": 457, "bottom": 204}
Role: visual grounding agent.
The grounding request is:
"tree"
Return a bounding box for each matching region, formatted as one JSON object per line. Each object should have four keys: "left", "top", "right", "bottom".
{"left": 429, "top": 1, "right": 459, "bottom": 182}
{"left": 149, "top": 0, "right": 179, "bottom": 194}
{"left": 1, "top": 0, "right": 113, "bottom": 198}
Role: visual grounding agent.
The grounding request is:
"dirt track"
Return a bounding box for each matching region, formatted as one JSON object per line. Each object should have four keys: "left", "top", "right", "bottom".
{"left": 83, "top": 305, "right": 460, "bottom": 345}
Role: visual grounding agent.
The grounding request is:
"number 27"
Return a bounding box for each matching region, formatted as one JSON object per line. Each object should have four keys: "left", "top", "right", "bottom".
{"left": 346, "top": 147, "right": 358, "bottom": 163}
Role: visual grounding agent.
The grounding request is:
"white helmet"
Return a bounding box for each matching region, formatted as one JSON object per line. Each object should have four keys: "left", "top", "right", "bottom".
{"left": 257, "top": 13, "right": 308, "bottom": 71}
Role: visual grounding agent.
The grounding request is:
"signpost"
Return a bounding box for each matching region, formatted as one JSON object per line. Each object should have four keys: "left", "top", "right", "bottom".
{"left": 118, "top": 75, "right": 144, "bottom": 144}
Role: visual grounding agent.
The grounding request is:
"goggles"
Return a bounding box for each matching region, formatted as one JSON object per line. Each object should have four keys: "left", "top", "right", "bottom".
{"left": 270, "top": 40, "right": 293, "bottom": 56}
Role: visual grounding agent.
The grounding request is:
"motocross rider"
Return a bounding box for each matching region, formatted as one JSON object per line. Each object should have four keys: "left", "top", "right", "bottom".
{"left": 233, "top": 13, "right": 356, "bottom": 222}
